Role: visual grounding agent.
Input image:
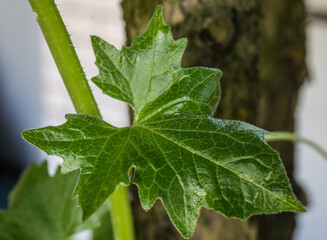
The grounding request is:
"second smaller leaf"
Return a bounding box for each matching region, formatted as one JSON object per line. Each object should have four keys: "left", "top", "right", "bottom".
{"left": 0, "top": 162, "right": 101, "bottom": 240}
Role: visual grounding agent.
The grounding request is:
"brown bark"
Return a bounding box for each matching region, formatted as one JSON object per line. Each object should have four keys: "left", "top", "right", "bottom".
{"left": 121, "top": 0, "right": 307, "bottom": 239}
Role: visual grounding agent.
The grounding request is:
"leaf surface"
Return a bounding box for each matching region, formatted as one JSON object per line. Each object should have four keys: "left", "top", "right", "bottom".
{"left": 0, "top": 162, "right": 100, "bottom": 240}
{"left": 91, "top": 7, "right": 220, "bottom": 123}
{"left": 22, "top": 6, "right": 304, "bottom": 238}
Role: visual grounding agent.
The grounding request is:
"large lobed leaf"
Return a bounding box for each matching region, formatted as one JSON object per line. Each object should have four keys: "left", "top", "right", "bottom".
{"left": 0, "top": 162, "right": 100, "bottom": 240}
{"left": 22, "top": 6, "right": 304, "bottom": 238}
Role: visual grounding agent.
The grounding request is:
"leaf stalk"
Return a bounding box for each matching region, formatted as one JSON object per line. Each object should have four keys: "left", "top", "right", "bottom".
{"left": 265, "top": 132, "right": 327, "bottom": 160}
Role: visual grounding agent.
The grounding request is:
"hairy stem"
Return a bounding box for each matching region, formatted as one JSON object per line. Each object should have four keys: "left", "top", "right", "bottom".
{"left": 28, "top": 0, "right": 135, "bottom": 239}
{"left": 265, "top": 132, "right": 327, "bottom": 159}
{"left": 29, "top": 0, "right": 100, "bottom": 116}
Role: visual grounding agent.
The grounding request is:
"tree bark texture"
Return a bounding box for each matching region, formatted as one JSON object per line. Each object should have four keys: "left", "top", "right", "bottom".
{"left": 121, "top": 0, "right": 307, "bottom": 239}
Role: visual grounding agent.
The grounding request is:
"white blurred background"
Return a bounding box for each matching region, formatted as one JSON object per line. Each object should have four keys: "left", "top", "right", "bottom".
{"left": 0, "top": 0, "right": 326, "bottom": 239}
{"left": 295, "top": 1, "right": 327, "bottom": 239}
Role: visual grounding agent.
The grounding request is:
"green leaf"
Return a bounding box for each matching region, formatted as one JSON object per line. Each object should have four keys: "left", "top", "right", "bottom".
{"left": 22, "top": 6, "right": 304, "bottom": 238}
{"left": 91, "top": 7, "right": 220, "bottom": 123}
{"left": 0, "top": 162, "right": 99, "bottom": 240}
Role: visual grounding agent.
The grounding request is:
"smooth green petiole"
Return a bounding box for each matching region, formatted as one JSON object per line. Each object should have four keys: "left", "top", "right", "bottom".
{"left": 265, "top": 132, "right": 327, "bottom": 160}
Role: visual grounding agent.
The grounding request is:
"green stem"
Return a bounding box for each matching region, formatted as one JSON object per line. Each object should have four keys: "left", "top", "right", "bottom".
{"left": 109, "top": 186, "right": 135, "bottom": 240}
{"left": 28, "top": 0, "right": 100, "bottom": 116}
{"left": 265, "top": 132, "right": 327, "bottom": 159}
{"left": 28, "top": 0, "right": 135, "bottom": 239}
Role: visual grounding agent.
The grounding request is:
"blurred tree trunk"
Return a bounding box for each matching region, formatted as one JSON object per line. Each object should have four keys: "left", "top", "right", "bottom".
{"left": 121, "top": 0, "right": 307, "bottom": 239}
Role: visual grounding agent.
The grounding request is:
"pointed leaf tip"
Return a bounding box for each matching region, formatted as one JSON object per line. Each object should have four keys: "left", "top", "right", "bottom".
{"left": 142, "top": 5, "right": 170, "bottom": 36}
{"left": 152, "top": 5, "right": 164, "bottom": 23}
